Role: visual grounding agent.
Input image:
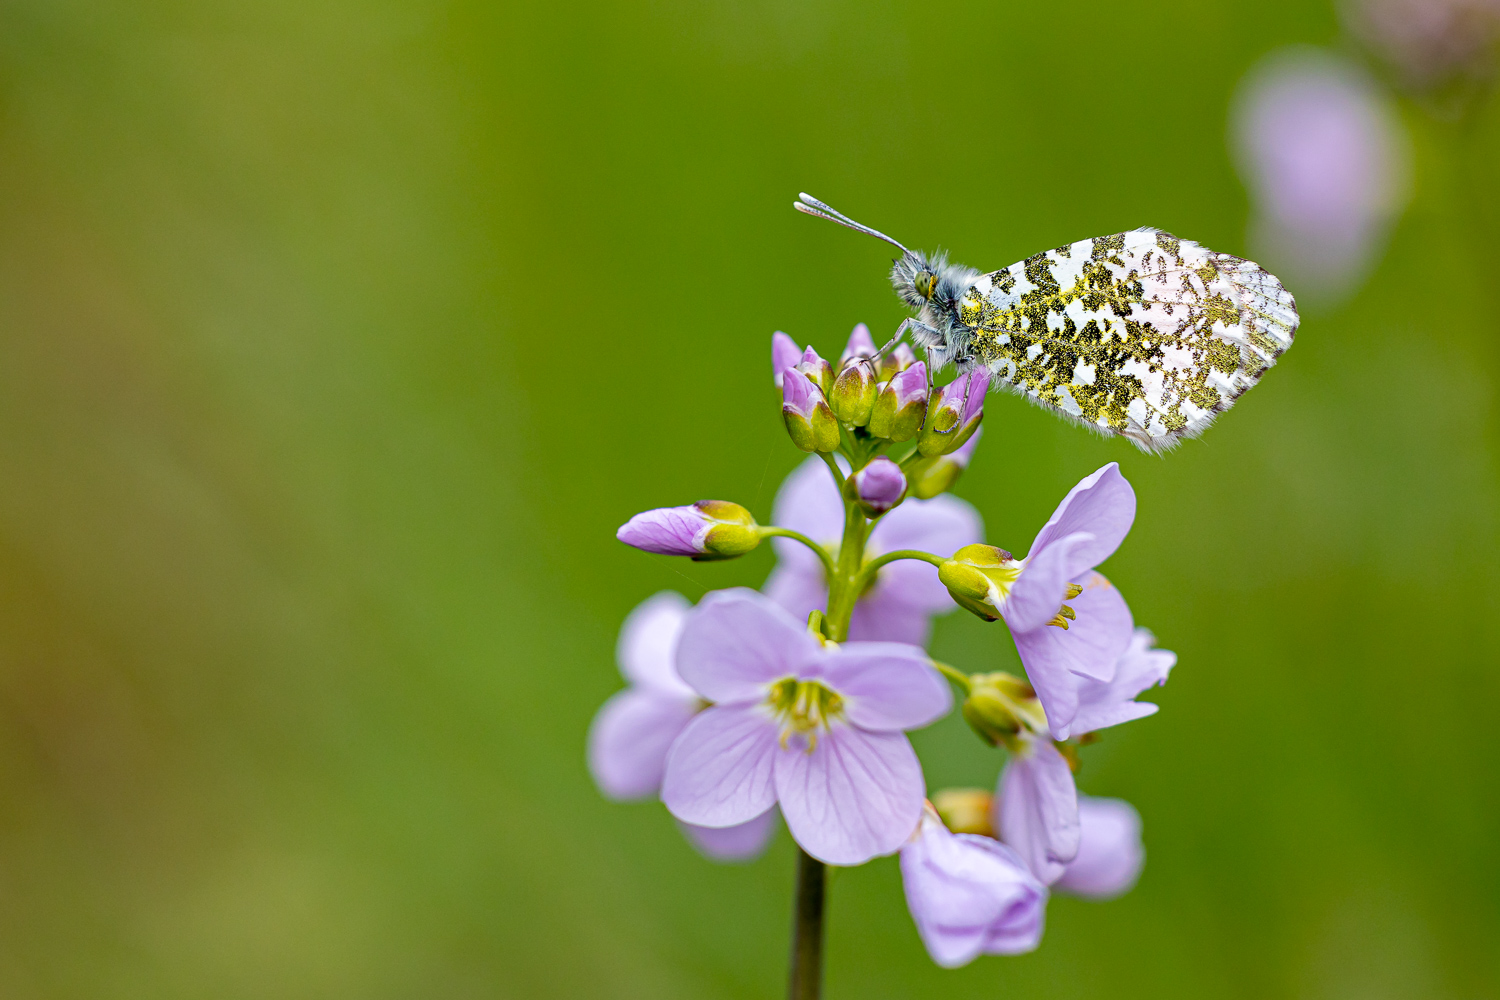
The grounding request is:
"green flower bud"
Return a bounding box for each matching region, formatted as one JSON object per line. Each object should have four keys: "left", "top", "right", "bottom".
{"left": 829, "top": 359, "right": 877, "bottom": 426}
{"left": 960, "top": 671, "right": 1038, "bottom": 747}
{"left": 867, "top": 362, "right": 928, "bottom": 442}
{"left": 693, "top": 500, "right": 764, "bottom": 559}
{"left": 794, "top": 346, "right": 836, "bottom": 396}
{"left": 931, "top": 788, "right": 995, "bottom": 836}
{"left": 937, "top": 543, "right": 1022, "bottom": 621}
{"left": 782, "top": 370, "right": 840, "bottom": 453}
{"left": 907, "top": 428, "right": 982, "bottom": 499}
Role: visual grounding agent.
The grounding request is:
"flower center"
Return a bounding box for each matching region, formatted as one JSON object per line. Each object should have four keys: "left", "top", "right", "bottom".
{"left": 767, "top": 677, "right": 844, "bottom": 752}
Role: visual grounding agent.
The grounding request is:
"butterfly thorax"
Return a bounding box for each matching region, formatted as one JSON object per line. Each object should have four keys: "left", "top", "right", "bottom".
{"left": 889, "top": 250, "right": 981, "bottom": 369}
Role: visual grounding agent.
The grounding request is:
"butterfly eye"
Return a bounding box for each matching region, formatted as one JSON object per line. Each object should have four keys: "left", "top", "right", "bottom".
{"left": 915, "top": 270, "right": 937, "bottom": 299}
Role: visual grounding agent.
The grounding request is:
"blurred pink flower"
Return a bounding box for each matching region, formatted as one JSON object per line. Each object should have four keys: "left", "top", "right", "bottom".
{"left": 1231, "top": 47, "right": 1408, "bottom": 299}
{"left": 1343, "top": 0, "right": 1500, "bottom": 89}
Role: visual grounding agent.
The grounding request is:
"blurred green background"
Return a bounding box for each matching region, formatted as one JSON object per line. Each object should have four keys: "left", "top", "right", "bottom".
{"left": 1, "top": 0, "right": 1497, "bottom": 996}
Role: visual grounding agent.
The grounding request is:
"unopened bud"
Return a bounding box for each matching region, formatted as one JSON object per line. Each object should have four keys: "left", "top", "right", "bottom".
{"left": 771, "top": 331, "right": 802, "bottom": 388}
{"left": 960, "top": 671, "right": 1038, "bottom": 747}
{"left": 877, "top": 343, "right": 918, "bottom": 382}
{"left": 918, "top": 369, "right": 991, "bottom": 457}
{"left": 931, "top": 788, "right": 995, "bottom": 836}
{"left": 795, "top": 346, "right": 835, "bottom": 396}
{"left": 830, "top": 359, "right": 878, "bottom": 425}
{"left": 782, "top": 371, "right": 841, "bottom": 453}
{"left": 616, "top": 500, "right": 762, "bottom": 560}
{"left": 908, "top": 428, "right": 982, "bottom": 499}
{"left": 848, "top": 457, "right": 906, "bottom": 515}
{"left": 937, "top": 543, "right": 1021, "bottom": 621}
{"left": 868, "top": 362, "right": 928, "bottom": 441}
{"left": 839, "top": 322, "right": 877, "bottom": 368}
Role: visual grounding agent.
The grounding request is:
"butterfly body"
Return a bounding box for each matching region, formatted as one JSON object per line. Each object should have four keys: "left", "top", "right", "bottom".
{"left": 795, "top": 195, "right": 1300, "bottom": 452}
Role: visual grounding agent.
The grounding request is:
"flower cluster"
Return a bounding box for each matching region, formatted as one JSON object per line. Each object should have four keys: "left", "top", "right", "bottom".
{"left": 593, "top": 324, "right": 1176, "bottom": 972}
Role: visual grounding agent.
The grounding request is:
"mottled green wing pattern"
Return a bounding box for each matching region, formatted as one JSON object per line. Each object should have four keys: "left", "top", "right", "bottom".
{"left": 957, "top": 229, "right": 1298, "bottom": 451}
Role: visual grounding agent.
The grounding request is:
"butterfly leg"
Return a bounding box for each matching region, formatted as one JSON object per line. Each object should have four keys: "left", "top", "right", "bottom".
{"left": 874, "top": 318, "right": 942, "bottom": 359}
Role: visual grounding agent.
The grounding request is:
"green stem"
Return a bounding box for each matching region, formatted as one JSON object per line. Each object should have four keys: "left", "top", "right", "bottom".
{"left": 787, "top": 848, "right": 826, "bottom": 1000}
{"left": 931, "top": 660, "right": 972, "bottom": 694}
{"left": 760, "top": 528, "right": 836, "bottom": 579}
{"left": 785, "top": 440, "right": 877, "bottom": 998}
{"left": 853, "top": 549, "right": 945, "bottom": 594}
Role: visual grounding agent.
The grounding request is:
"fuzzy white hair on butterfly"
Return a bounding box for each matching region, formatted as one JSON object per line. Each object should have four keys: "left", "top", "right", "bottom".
{"left": 794, "top": 193, "right": 1299, "bottom": 453}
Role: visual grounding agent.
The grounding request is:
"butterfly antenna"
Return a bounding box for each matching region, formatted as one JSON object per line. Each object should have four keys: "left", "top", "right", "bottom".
{"left": 794, "top": 193, "right": 909, "bottom": 253}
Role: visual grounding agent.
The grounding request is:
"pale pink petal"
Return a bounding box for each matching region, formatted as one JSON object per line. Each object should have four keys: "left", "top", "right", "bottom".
{"left": 1011, "top": 627, "right": 1081, "bottom": 741}
{"left": 769, "top": 457, "right": 846, "bottom": 566}
{"left": 661, "top": 705, "right": 779, "bottom": 828}
{"left": 900, "top": 812, "right": 1046, "bottom": 967}
{"left": 587, "top": 688, "right": 700, "bottom": 800}
{"left": 680, "top": 807, "right": 780, "bottom": 863}
{"left": 847, "top": 589, "right": 935, "bottom": 645}
{"left": 772, "top": 331, "right": 802, "bottom": 387}
{"left": 774, "top": 727, "right": 925, "bottom": 865}
{"left": 1071, "top": 627, "right": 1173, "bottom": 734}
{"left": 1004, "top": 532, "right": 1091, "bottom": 634}
{"left": 1057, "top": 796, "right": 1144, "bottom": 900}
{"left": 675, "top": 589, "right": 821, "bottom": 704}
{"left": 1056, "top": 572, "right": 1135, "bottom": 682}
{"left": 1026, "top": 463, "right": 1136, "bottom": 579}
{"left": 816, "top": 643, "right": 951, "bottom": 731}
{"left": 763, "top": 562, "right": 828, "bottom": 622}
{"left": 996, "top": 741, "right": 1080, "bottom": 885}
{"left": 617, "top": 591, "right": 695, "bottom": 695}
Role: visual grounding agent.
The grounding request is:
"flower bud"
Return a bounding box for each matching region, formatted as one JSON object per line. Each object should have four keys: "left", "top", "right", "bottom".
{"left": 616, "top": 500, "right": 762, "bottom": 560}
{"left": 931, "top": 788, "right": 996, "bottom": 836}
{"left": 849, "top": 457, "right": 907, "bottom": 515}
{"left": 868, "top": 362, "right": 928, "bottom": 441}
{"left": 918, "top": 369, "right": 991, "bottom": 457}
{"left": 839, "top": 322, "right": 877, "bottom": 368}
{"left": 830, "top": 358, "right": 878, "bottom": 425}
{"left": 877, "top": 343, "right": 918, "bottom": 382}
{"left": 771, "top": 331, "right": 802, "bottom": 388}
{"left": 782, "top": 371, "right": 841, "bottom": 453}
{"left": 960, "top": 671, "right": 1038, "bottom": 747}
{"left": 938, "top": 543, "right": 1022, "bottom": 621}
{"left": 795, "top": 346, "right": 836, "bottom": 396}
{"left": 909, "top": 428, "right": 982, "bottom": 499}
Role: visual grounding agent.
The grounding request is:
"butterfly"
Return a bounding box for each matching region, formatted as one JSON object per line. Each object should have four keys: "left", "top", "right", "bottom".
{"left": 794, "top": 193, "right": 1299, "bottom": 453}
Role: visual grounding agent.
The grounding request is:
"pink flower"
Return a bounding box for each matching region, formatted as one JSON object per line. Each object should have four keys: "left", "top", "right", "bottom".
{"left": 941, "top": 463, "right": 1137, "bottom": 739}
{"left": 764, "top": 457, "right": 983, "bottom": 645}
{"left": 900, "top": 807, "right": 1047, "bottom": 966}
{"left": 1232, "top": 48, "right": 1407, "bottom": 298}
{"left": 586, "top": 591, "right": 777, "bottom": 861}
{"left": 1056, "top": 796, "right": 1144, "bottom": 900}
{"left": 995, "top": 629, "right": 1170, "bottom": 884}
{"left": 660, "top": 589, "right": 951, "bottom": 865}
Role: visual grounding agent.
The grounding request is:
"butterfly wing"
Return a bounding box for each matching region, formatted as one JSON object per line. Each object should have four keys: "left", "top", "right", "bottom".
{"left": 957, "top": 229, "right": 1298, "bottom": 452}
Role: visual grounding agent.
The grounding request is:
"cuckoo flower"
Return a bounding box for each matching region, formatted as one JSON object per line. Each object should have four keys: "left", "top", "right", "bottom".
{"left": 616, "top": 501, "right": 762, "bottom": 559}
{"left": 940, "top": 463, "right": 1136, "bottom": 739}
{"left": 994, "top": 734, "right": 1079, "bottom": 886}
{"left": 1232, "top": 48, "right": 1407, "bottom": 298}
{"left": 918, "top": 369, "right": 991, "bottom": 457}
{"left": 994, "top": 629, "right": 1170, "bottom": 883}
{"left": 1056, "top": 796, "right": 1145, "bottom": 900}
{"left": 772, "top": 331, "right": 803, "bottom": 387}
{"left": 660, "top": 589, "right": 950, "bottom": 865}
{"left": 764, "top": 457, "right": 983, "bottom": 646}
{"left": 587, "top": 591, "right": 779, "bottom": 862}
{"left": 839, "top": 322, "right": 877, "bottom": 366}
{"left": 900, "top": 806, "right": 1047, "bottom": 967}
